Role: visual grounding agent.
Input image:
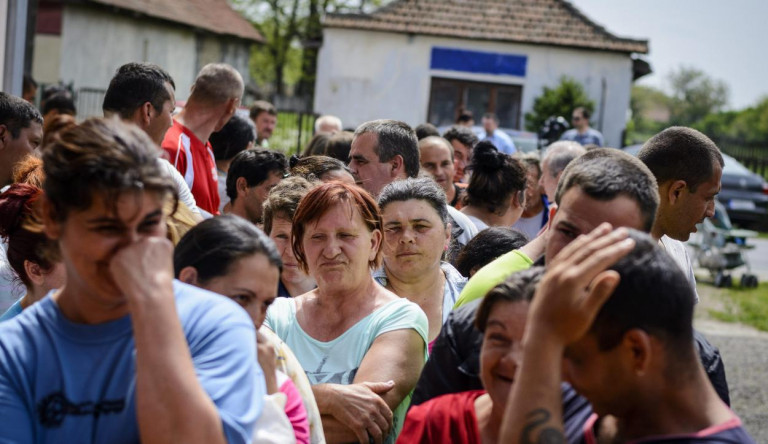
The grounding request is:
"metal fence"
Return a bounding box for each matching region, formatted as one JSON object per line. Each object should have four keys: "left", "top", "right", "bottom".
{"left": 718, "top": 138, "right": 768, "bottom": 179}
{"left": 75, "top": 87, "right": 107, "bottom": 120}
{"left": 270, "top": 111, "right": 318, "bottom": 156}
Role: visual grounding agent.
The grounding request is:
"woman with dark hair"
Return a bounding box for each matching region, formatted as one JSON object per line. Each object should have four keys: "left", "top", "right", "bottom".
{"left": 289, "top": 154, "right": 355, "bottom": 185}
{"left": 174, "top": 214, "right": 323, "bottom": 444}
{"left": 263, "top": 176, "right": 319, "bottom": 298}
{"left": 375, "top": 178, "right": 466, "bottom": 352}
{"left": 301, "top": 133, "right": 330, "bottom": 157}
{"left": 323, "top": 131, "right": 353, "bottom": 163}
{"left": 454, "top": 227, "right": 529, "bottom": 278}
{"left": 0, "top": 118, "right": 264, "bottom": 443}
{"left": 398, "top": 268, "right": 549, "bottom": 444}
{"left": 460, "top": 141, "right": 528, "bottom": 231}
{"left": 265, "top": 182, "right": 427, "bottom": 444}
{"left": 0, "top": 184, "right": 65, "bottom": 321}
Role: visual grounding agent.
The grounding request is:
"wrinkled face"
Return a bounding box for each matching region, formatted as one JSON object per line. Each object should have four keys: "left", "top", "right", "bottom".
{"left": 145, "top": 82, "right": 176, "bottom": 145}
{"left": 420, "top": 142, "right": 455, "bottom": 194}
{"left": 479, "top": 300, "right": 529, "bottom": 408}
{"left": 302, "top": 202, "right": 380, "bottom": 290}
{"left": 255, "top": 111, "right": 277, "bottom": 141}
{"left": 545, "top": 187, "right": 645, "bottom": 263}
{"left": 198, "top": 253, "right": 280, "bottom": 328}
{"left": 563, "top": 333, "right": 630, "bottom": 417}
{"left": 381, "top": 199, "right": 450, "bottom": 280}
{"left": 243, "top": 170, "right": 283, "bottom": 224}
{"left": 320, "top": 168, "right": 356, "bottom": 185}
{"left": 269, "top": 216, "right": 312, "bottom": 287}
{"left": 1, "top": 122, "right": 42, "bottom": 185}
{"left": 47, "top": 191, "right": 167, "bottom": 304}
{"left": 349, "top": 132, "right": 392, "bottom": 196}
{"left": 539, "top": 160, "right": 559, "bottom": 201}
{"left": 666, "top": 164, "right": 722, "bottom": 241}
{"left": 450, "top": 140, "right": 471, "bottom": 183}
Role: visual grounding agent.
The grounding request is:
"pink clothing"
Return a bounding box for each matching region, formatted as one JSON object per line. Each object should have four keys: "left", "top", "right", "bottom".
{"left": 278, "top": 372, "right": 310, "bottom": 444}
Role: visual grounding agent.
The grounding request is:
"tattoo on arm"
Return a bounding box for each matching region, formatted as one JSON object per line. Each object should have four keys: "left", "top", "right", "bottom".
{"left": 521, "top": 408, "right": 565, "bottom": 444}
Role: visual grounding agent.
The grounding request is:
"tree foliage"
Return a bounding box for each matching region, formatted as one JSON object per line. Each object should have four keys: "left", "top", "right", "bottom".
{"left": 667, "top": 66, "right": 729, "bottom": 126}
{"left": 231, "top": 0, "right": 385, "bottom": 102}
{"left": 524, "top": 76, "right": 594, "bottom": 132}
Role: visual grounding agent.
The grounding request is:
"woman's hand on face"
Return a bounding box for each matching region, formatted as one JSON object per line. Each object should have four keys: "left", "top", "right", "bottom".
{"left": 256, "top": 330, "right": 279, "bottom": 394}
{"left": 328, "top": 381, "right": 395, "bottom": 444}
{"left": 109, "top": 236, "right": 175, "bottom": 303}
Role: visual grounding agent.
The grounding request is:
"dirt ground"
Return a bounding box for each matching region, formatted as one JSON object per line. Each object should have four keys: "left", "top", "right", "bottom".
{"left": 695, "top": 284, "right": 768, "bottom": 441}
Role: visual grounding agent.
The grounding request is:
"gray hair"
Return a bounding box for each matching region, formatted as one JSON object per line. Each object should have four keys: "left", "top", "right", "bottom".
{"left": 378, "top": 177, "right": 449, "bottom": 226}
{"left": 354, "top": 119, "right": 420, "bottom": 178}
{"left": 542, "top": 141, "right": 586, "bottom": 177}
{"left": 189, "top": 63, "right": 243, "bottom": 105}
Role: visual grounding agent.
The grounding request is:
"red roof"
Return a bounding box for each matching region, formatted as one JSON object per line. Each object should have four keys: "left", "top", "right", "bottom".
{"left": 324, "top": 0, "right": 648, "bottom": 54}
{"left": 86, "top": 0, "right": 263, "bottom": 42}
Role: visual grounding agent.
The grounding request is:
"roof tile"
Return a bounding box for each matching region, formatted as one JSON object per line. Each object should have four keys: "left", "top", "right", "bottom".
{"left": 325, "top": 0, "right": 647, "bottom": 53}
{"left": 86, "top": 0, "right": 263, "bottom": 42}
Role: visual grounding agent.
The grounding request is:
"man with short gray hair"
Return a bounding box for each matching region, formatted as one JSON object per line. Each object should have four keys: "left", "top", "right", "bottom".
{"left": 162, "top": 63, "right": 243, "bottom": 215}
{"left": 538, "top": 141, "right": 586, "bottom": 202}
{"left": 314, "top": 114, "right": 342, "bottom": 134}
{"left": 349, "top": 119, "right": 478, "bottom": 260}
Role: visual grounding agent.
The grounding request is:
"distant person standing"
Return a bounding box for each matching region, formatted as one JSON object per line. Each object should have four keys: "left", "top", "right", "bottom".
{"left": 560, "top": 106, "right": 604, "bottom": 147}
{"left": 162, "top": 63, "right": 243, "bottom": 215}
{"left": 22, "top": 76, "right": 37, "bottom": 104}
{"left": 478, "top": 113, "right": 515, "bottom": 155}
{"left": 455, "top": 109, "right": 474, "bottom": 127}
{"left": 250, "top": 100, "right": 277, "bottom": 147}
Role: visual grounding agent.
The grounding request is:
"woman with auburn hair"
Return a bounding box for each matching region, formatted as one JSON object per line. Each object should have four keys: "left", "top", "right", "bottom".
{"left": 265, "top": 182, "right": 428, "bottom": 444}
{"left": 0, "top": 184, "right": 65, "bottom": 321}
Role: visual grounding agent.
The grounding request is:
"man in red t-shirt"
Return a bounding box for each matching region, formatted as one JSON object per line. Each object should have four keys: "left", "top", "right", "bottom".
{"left": 162, "top": 63, "right": 243, "bottom": 215}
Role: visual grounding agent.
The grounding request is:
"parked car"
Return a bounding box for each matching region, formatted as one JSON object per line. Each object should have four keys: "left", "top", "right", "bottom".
{"left": 623, "top": 144, "right": 768, "bottom": 230}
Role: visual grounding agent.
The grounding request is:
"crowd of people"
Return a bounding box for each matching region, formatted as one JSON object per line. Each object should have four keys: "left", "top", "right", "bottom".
{"left": 0, "top": 60, "right": 754, "bottom": 443}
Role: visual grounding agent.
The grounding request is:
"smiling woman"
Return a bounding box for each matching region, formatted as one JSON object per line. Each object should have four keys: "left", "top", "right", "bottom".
{"left": 0, "top": 118, "right": 264, "bottom": 444}
{"left": 264, "top": 181, "right": 428, "bottom": 444}
{"left": 398, "top": 267, "right": 542, "bottom": 444}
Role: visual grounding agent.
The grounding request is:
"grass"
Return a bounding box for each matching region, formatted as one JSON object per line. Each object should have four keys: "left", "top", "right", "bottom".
{"left": 267, "top": 111, "right": 316, "bottom": 156}
{"left": 708, "top": 282, "right": 768, "bottom": 331}
{"left": 757, "top": 232, "right": 768, "bottom": 240}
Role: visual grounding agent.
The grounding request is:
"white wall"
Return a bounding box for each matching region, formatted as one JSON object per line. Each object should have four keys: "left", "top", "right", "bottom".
{"left": 315, "top": 28, "right": 634, "bottom": 147}
{"left": 60, "top": 5, "right": 198, "bottom": 100}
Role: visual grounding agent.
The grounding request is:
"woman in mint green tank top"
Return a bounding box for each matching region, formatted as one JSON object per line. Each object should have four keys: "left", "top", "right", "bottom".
{"left": 265, "top": 182, "right": 428, "bottom": 444}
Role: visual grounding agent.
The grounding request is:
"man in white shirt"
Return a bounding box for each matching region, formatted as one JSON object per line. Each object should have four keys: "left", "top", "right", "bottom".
{"left": 638, "top": 126, "right": 724, "bottom": 303}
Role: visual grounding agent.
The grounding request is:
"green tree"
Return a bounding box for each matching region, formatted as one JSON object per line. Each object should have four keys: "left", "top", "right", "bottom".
{"left": 524, "top": 76, "right": 594, "bottom": 132}
{"left": 627, "top": 84, "right": 670, "bottom": 142}
{"left": 231, "top": 0, "right": 385, "bottom": 101}
{"left": 668, "top": 66, "right": 729, "bottom": 126}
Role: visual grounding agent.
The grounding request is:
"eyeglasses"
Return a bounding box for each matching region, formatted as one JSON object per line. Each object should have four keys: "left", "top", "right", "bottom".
{"left": 572, "top": 116, "right": 582, "bottom": 122}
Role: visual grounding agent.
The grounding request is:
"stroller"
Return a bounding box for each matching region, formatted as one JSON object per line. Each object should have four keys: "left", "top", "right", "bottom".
{"left": 688, "top": 200, "right": 760, "bottom": 288}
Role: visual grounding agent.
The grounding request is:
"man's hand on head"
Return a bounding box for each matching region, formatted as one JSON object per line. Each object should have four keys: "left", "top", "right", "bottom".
{"left": 526, "top": 223, "right": 635, "bottom": 347}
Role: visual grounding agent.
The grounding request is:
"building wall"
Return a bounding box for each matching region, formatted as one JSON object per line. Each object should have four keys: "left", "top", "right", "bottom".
{"left": 315, "top": 28, "right": 634, "bottom": 147}
{"left": 60, "top": 5, "right": 197, "bottom": 103}
{"left": 31, "top": 34, "right": 61, "bottom": 84}
{"left": 57, "top": 4, "right": 255, "bottom": 118}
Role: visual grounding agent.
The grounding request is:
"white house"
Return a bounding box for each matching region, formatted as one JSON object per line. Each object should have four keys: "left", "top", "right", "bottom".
{"left": 314, "top": 0, "right": 649, "bottom": 147}
{"left": 31, "top": 0, "right": 263, "bottom": 118}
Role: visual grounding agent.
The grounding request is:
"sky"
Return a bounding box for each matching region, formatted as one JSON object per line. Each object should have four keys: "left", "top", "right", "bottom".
{"left": 569, "top": 0, "right": 768, "bottom": 110}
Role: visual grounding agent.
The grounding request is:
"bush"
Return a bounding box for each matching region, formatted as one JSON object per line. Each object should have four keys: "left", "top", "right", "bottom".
{"left": 524, "top": 76, "right": 594, "bottom": 133}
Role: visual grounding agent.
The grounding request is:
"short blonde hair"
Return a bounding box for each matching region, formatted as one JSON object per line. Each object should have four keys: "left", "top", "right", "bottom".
{"left": 189, "top": 63, "right": 243, "bottom": 105}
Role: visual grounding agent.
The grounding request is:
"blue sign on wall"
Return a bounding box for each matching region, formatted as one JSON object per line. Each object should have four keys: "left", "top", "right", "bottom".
{"left": 430, "top": 47, "right": 527, "bottom": 77}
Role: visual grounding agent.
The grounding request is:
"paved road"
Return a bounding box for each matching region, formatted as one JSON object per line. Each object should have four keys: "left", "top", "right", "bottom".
{"left": 696, "top": 285, "right": 768, "bottom": 441}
